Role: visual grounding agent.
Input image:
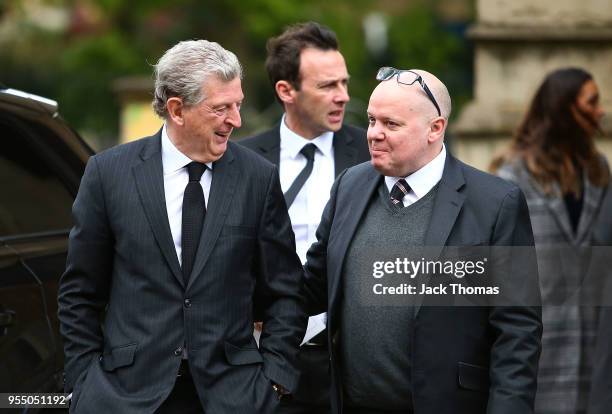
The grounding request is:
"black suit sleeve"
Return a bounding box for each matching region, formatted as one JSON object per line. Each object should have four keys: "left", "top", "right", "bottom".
{"left": 487, "top": 186, "right": 543, "bottom": 413}
{"left": 302, "top": 169, "right": 348, "bottom": 315}
{"left": 58, "top": 155, "right": 113, "bottom": 392}
{"left": 256, "top": 166, "right": 308, "bottom": 392}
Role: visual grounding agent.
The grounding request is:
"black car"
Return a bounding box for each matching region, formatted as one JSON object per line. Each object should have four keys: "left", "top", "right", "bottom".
{"left": 0, "top": 87, "right": 92, "bottom": 401}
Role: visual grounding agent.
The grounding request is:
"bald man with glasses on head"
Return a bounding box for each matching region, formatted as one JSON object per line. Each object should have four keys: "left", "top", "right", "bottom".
{"left": 301, "top": 68, "right": 542, "bottom": 414}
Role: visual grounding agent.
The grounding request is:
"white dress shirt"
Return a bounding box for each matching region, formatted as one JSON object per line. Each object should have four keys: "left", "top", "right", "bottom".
{"left": 384, "top": 144, "right": 447, "bottom": 207}
{"left": 279, "top": 115, "right": 335, "bottom": 264}
{"left": 278, "top": 115, "right": 335, "bottom": 344}
{"left": 161, "top": 124, "right": 213, "bottom": 265}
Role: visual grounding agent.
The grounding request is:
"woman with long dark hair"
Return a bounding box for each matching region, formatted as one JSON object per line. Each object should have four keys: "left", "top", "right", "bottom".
{"left": 491, "top": 67, "right": 608, "bottom": 414}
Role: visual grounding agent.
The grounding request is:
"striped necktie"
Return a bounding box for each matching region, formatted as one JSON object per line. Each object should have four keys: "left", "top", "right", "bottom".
{"left": 390, "top": 179, "right": 411, "bottom": 207}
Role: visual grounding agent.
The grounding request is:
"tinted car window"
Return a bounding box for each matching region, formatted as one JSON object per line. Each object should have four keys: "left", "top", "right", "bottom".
{"left": 0, "top": 88, "right": 92, "bottom": 396}
{"left": 0, "top": 117, "right": 73, "bottom": 236}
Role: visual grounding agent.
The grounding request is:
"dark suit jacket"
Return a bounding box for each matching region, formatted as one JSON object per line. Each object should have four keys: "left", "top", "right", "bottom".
{"left": 239, "top": 123, "right": 370, "bottom": 178}
{"left": 239, "top": 122, "right": 369, "bottom": 406}
{"left": 58, "top": 131, "right": 306, "bottom": 413}
{"left": 303, "top": 154, "right": 543, "bottom": 414}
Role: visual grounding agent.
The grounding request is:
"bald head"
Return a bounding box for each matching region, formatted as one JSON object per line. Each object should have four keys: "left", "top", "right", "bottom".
{"left": 372, "top": 69, "right": 451, "bottom": 120}
{"left": 367, "top": 68, "right": 449, "bottom": 176}
{"left": 411, "top": 69, "right": 451, "bottom": 119}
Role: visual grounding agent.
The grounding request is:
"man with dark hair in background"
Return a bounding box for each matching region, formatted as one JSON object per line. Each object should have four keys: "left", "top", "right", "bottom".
{"left": 241, "top": 22, "right": 369, "bottom": 413}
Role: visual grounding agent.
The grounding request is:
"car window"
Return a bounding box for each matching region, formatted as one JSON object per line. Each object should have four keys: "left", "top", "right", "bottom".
{"left": 0, "top": 118, "right": 73, "bottom": 237}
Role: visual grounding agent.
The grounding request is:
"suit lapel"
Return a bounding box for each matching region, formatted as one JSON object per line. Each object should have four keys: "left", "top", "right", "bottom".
{"left": 424, "top": 155, "right": 466, "bottom": 251}
{"left": 529, "top": 169, "right": 604, "bottom": 244}
{"left": 132, "top": 132, "right": 184, "bottom": 287}
{"left": 187, "top": 145, "right": 237, "bottom": 290}
{"left": 416, "top": 155, "right": 466, "bottom": 315}
{"left": 542, "top": 183, "right": 575, "bottom": 243}
{"left": 329, "top": 166, "right": 381, "bottom": 311}
{"left": 253, "top": 126, "right": 280, "bottom": 165}
{"left": 256, "top": 123, "right": 361, "bottom": 175}
{"left": 333, "top": 126, "right": 359, "bottom": 177}
{"left": 575, "top": 174, "right": 605, "bottom": 244}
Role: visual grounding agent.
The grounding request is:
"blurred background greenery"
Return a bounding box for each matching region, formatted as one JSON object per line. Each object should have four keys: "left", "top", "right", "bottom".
{"left": 0, "top": 0, "right": 473, "bottom": 149}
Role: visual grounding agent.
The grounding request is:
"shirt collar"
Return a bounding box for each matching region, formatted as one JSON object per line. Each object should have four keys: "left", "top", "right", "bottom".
{"left": 279, "top": 114, "right": 334, "bottom": 159}
{"left": 385, "top": 144, "right": 447, "bottom": 198}
{"left": 161, "top": 123, "right": 213, "bottom": 175}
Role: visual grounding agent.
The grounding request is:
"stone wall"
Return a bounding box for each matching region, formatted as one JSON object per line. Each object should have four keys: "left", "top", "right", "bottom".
{"left": 452, "top": 0, "right": 612, "bottom": 171}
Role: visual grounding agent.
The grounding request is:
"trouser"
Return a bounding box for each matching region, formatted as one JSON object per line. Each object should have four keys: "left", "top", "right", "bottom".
{"left": 276, "top": 344, "right": 331, "bottom": 414}
{"left": 156, "top": 361, "right": 203, "bottom": 414}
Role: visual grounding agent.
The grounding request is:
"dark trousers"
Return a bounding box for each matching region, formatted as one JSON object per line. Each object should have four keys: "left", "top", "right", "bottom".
{"left": 276, "top": 345, "right": 331, "bottom": 414}
{"left": 156, "top": 363, "right": 203, "bottom": 414}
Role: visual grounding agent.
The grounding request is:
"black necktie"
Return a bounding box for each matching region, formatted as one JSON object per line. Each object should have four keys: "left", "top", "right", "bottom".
{"left": 182, "top": 162, "right": 207, "bottom": 284}
{"left": 284, "top": 143, "right": 317, "bottom": 208}
{"left": 390, "top": 179, "right": 411, "bottom": 207}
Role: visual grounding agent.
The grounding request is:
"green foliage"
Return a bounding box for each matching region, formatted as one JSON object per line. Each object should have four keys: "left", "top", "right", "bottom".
{"left": 55, "top": 32, "right": 146, "bottom": 146}
{"left": 385, "top": 5, "right": 472, "bottom": 119}
{"left": 0, "top": 0, "right": 473, "bottom": 147}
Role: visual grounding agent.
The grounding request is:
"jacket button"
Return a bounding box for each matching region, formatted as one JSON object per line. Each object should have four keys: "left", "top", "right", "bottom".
{"left": 184, "top": 299, "right": 191, "bottom": 308}
{"left": 174, "top": 347, "right": 183, "bottom": 356}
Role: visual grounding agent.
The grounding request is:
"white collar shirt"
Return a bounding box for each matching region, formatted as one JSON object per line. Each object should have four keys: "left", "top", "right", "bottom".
{"left": 279, "top": 114, "right": 335, "bottom": 263}
{"left": 161, "top": 124, "right": 213, "bottom": 265}
{"left": 384, "top": 144, "right": 447, "bottom": 207}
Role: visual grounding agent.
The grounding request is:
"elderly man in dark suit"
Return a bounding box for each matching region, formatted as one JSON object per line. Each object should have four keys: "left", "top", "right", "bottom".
{"left": 58, "top": 39, "right": 306, "bottom": 413}
{"left": 240, "top": 22, "right": 369, "bottom": 414}
{"left": 302, "top": 68, "right": 542, "bottom": 414}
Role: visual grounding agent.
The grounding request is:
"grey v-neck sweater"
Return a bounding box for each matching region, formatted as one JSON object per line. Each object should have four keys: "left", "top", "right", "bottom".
{"left": 340, "top": 180, "right": 439, "bottom": 410}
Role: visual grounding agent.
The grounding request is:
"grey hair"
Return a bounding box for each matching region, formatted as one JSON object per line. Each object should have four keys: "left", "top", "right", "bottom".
{"left": 152, "top": 39, "right": 243, "bottom": 118}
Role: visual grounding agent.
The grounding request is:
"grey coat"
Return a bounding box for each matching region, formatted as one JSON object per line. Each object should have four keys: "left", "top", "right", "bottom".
{"left": 497, "top": 159, "right": 608, "bottom": 414}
